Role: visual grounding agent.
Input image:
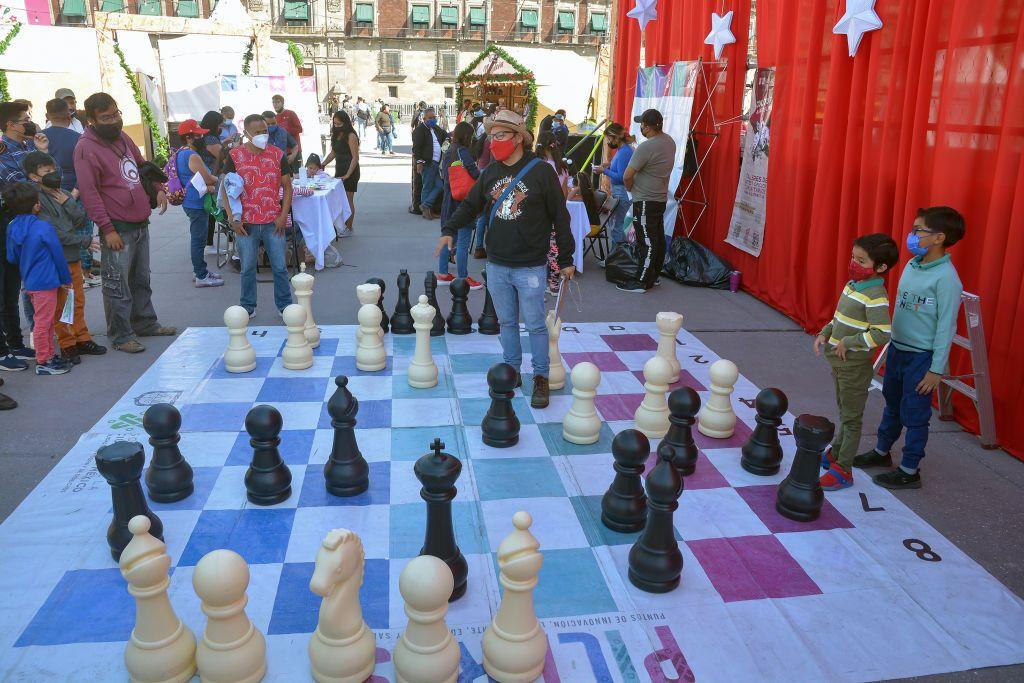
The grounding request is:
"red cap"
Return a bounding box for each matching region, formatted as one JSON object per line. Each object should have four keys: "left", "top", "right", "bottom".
{"left": 177, "top": 119, "right": 209, "bottom": 137}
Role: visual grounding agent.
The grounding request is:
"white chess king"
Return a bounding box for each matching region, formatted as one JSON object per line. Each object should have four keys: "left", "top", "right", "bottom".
{"left": 697, "top": 358, "right": 739, "bottom": 438}
{"left": 223, "top": 305, "right": 256, "bottom": 374}
{"left": 408, "top": 295, "right": 439, "bottom": 388}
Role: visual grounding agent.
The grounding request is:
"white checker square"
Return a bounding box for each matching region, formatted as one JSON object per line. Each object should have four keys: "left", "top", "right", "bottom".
{"left": 246, "top": 329, "right": 288, "bottom": 356}
{"left": 387, "top": 553, "right": 497, "bottom": 628}
{"left": 600, "top": 370, "right": 646, "bottom": 394}
{"left": 178, "top": 430, "right": 238, "bottom": 467}
{"left": 776, "top": 529, "right": 892, "bottom": 594}
{"left": 480, "top": 497, "right": 589, "bottom": 551}
{"left": 562, "top": 452, "right": 615, "bottom": 497}
{"left": 267, "top": 355, "right": 336, "bottom": 377}
{"left": 335, "top": 374, "right": 394, "bottom": 401}
{"left": 309, "top": 427, "right": 391, "bottom": 466}
{"left": 463, "top": 424, "right": 548, "bottom": 460}
{"left": 678, "top": 487, "right": 772, "bottom": 540}
{"left": 453, "top": 373, "right": 490, "bottom": 398}
{"left": 286, "top": 504, "right": 390, "bottom": 562}
{"left": 389, "top": 460, "right": 427, "bottom": 505}
{"left": 704, "top": 446, "right": 794, "bottom": 488}
{"left": 191, "top": 377, "right": 267, "bottom": 404}
{"left": 528, "top": 394, "right": 575, "bottom": 424}
{"left": 391, "top": 398, "right": 457, "bottom": 427}
{"left": 259, "top": 401, "right": 324, "bottom": 430}
{"left": 604, "top": 542, "right": 723, "bottom": 611}
{"left": 205, "top": 465, "right": 305, "bottom": 509}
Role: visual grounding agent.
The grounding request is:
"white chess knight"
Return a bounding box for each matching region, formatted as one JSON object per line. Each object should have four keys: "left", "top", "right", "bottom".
{"left": 292, "top": 263, "right": 320, "bottom": 349}
{"left": 635, "top": 355, "right": 672, "bottom": 439}
{"left": 120, "top": 515, "right": 197, "bottom": 683}
{"left": 656, "top": 312, "right": 683, "bottom": 384}
{"left": 308, "top": 530, "right": 377, "bottom": 683}
{"left": 546, "top": 310, "right": 567, "bottom": 391}
{"left": 482, "top": 511, "right": 548, "bottom": 683}
{"left": 223, "top": 305, "right": 257, "bottom": 374}
{"left": 282, "top": 304, "right": 314, "bottom": 370}
{"left": 193, "top": 549, "right": 267, "bottom": 683}
{"left": 563, "top": 361, "right": 601, "bottom": 445}
{"left": 356, "top": 284, "right": 386, "bottom": 372}
{"left": 697, "top": 358, "right": 739, "bottom": 438}
{"left": 392, "top": 555, "right": 460, "bottom": 683}
{"left": 408, "top": 295, "right": 438, "bottom": 388}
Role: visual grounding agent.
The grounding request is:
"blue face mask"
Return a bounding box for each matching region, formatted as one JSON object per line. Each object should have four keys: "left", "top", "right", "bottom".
{"left": 906, "top": 231, "right": 930, "bottom": 257}
{"left": 425, "top": 118, "right": 437, "bottom": 128}
{"left": 552, "top": 122, "right": 561, "bottom": 129}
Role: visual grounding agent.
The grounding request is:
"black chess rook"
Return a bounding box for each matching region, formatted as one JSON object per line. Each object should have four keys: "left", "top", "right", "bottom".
{"left": 95, "top": 441, "right": 164, "bottom": 561}
{"left": 366, "top": 277, "right": 389, "bottom": 333}
{"left": 659, "top": 387, "right": 700, "bottom": 479}
{"left": 446, "top": 277, "right": 473, "bottom": 334}
{"left": 481, "top": 363, "right": 520, "bottom": 448}
{"left": 776, "top": 414, "right": 835, "bottom": 522}
{"left": 424, "top": 271, "right": 446, "bottom": 336}
{"left": 244, "top": 404, "right": 293, "bottom": 506}
{"left": 142, "top": 403, "right": 194, "bottom": 503}
{"left": 741, "top": 388, "right": 789, "bottom": 476}
{"left": 391, "top": 269, "right": 415, "bottom": 334}
{"left": 601, "top": 429, "right": 649, "bottom": 532}
{"left": 324, "top": 376, "right": 370, "bottom": 496}
{"left": 628, "top": 444, "right": 683, "bottom": 593}
{"left": 415, "top": 438, "right": 468, "bottom": 602}
{"left": 477, "top": 268, "right": 500, "bottom": 335}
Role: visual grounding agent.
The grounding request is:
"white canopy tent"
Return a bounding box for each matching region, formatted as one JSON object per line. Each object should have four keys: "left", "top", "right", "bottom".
{"left": 503, "top": 45, "right": 597, "bottom": 125}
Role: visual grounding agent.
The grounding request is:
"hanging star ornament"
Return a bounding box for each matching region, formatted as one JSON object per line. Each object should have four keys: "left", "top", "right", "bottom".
{"left": 704, "top": 11, "right": 736, "bottom": 60}
{"left": 627, "top": 0, "right": 658, "bottom": 32}
{"left": 833, "top": 0, "right": 883, "bottom": 56}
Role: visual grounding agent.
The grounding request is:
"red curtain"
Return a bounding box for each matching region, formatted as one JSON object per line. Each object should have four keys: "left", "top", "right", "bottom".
{"left": 613, "top": 0, "right": 1024, "bottom": 457}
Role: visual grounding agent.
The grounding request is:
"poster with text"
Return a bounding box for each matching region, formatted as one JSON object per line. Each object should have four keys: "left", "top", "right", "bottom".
{"left": 726, "top": 67, "right": 775, "bottom": 257}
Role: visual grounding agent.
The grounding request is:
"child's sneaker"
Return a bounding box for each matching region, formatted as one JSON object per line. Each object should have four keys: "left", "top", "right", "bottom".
{"left": 36, "top": 358, "right": 71, "bottom": 375}
{"left": 465, "top": 276, "right": 483, "bottom": 291}
{"left": 820, "top": 464, "right": 854, "bottom": 491}
{"left": 873, "top": 468, "right": 922, "bottom": 490}
{"left": 9, "top": 346, "right": 33, "bottom": 360}
{"left": 436, "top": 273, "right": 455, "bottom": 285}
{"left": 0, "top": 354, "right": 28, "bottom": 371}
{"left": 853, "top": 448, "right": 892, "bottom": 469}
{"left": 820, "top": 445, "right": 835, "bottom": 470}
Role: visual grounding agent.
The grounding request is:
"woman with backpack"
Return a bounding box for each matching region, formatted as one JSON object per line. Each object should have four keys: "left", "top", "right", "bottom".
{"left": 437, "top": 122, "right": 481, "bottom": 289}
{"left": 173, "top": 119, "right": 223, "bottom": 288}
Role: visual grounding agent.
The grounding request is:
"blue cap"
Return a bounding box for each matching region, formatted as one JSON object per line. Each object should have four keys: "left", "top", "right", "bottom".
{"left": 473, "top": 109, "right": 485, "bottom": 117}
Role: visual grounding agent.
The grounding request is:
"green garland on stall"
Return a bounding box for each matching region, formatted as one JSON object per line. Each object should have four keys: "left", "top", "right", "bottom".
{"left": 287, "top": 40, "right": 303, "bottom": 69}
{"left": 241, "top": 37, "right": 255, "bottom": 75}
{"left": 0, "top": 22, "right": 23, "bottom": 102}
{"left": 112, "top": 40, "right": 169, "bottom": 162}
{"left": 456, "top": 44, "right": 538, "bottom": 130}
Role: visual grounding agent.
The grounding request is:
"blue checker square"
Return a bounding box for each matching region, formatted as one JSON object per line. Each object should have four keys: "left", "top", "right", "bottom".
{"left": 297, "top": 461, "right": 390, "bottom": 506}
{"left": 180, "top": 402, "right": 251, "bottom": 432}
{"left": 538, "top": 422, "right": 616, "bottom": 456}
{"left": 391, "top": 425, "right": 466, "bottom": 461}
{"left": 267, "top": 559, "right": 390, "bottom": 634}
{"left": 392, "top": 335, "right": 448, "bottom": 356}
{"left": 312, "top": 338, "right": 339, "bottom": 357}
{"left": 208, "top": 356, "right": 275, "bottom": 379}
{"left": 449, "top": 353, "right": 504, "bottom": 374}
{"left": 319, "top": 399, "right": 391, "bottom": 429}
{"left": 389, "top": 501, "right": 487, "bottom": 558}
{"left": 227, "top": 429, "right": 316, "bottom": 466}
{"left": 149, "top": 466, "right": 219, "bottom": 511}
{"left": 180, "top": 508, "right": 296, "bottom": 566}
{"left": 473, "top": 458, "right": 565, "bottom": 500}
{"left": 257, "top": 377, "right": 330, "bottom": 403}
{"left": 15, "top": 568, "right": 134, "bottom": 646}
{"left": 391, "top": 373, "right": 454, "bottom": 399}
{"left": 502, "top": 548, "right": 618, "bottom": 618}
{"left": 459, "top": 397, "right": 535, "bottom": 426}
{"left": 332, "top": 355, "right": 393, "bottom": 377}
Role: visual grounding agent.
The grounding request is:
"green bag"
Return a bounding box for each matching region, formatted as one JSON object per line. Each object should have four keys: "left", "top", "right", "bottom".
{"left": 204, "top": 191, "right": 226, "bottom": 221}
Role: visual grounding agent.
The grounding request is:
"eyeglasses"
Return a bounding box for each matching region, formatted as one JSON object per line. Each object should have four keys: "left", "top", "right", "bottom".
{"left": 490, "top": 131, "right": 515, "bottom": 141}
{"left": 911, "top": 227, "right": 936, "bottom": 236}
{"left": 95, "top": 110, "right": 123, "bottom": 124}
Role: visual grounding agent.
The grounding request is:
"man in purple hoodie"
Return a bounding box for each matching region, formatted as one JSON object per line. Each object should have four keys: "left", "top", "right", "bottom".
{"left": 73, "top": 93, "right": 175, "bottom": 353}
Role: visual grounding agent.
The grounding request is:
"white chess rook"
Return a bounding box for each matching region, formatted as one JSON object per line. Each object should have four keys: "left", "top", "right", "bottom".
{"left": 392, "top": 555, "right": 460, "bottom": 683}
{"left": 308, "top": 530, "right": 377, "bottom": 683}
{"left": 635, "top": 355, "right": 672, "bottom": 439}
{"left": 292, "top": 263, "right": 320, "bottom": 349}
{"left": 408, "top": 295, "right": 439, "bottom": 388}
{"left": 546, "top": 311, "right": 566, "bottom": 391}
{"left": 482, "top": 512, "right": 548, "bottom": 683}
{"left": 563, "top": 361, "right": 602, "bottom": 445}
{"left": 193, "top": 550, "right": 267, "bottom": 683}
{"left": 120, "top": 515, "right": 197, "bottom": 683}
{"left": 223, "top": 306, "right": 256, "bottom": 374}
{"left": 355, "top": 285, "right": 386, "bottom": 372}
{"left": 697, "top": 359, "right": 739, "bottom": 438}
{"left": 656, "top": 312, "right": 683, "bottom": 384}
{"left": 282, "top": 304, "right": 314, "bottom": 370}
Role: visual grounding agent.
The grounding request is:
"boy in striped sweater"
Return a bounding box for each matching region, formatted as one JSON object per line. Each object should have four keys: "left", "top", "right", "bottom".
{"left": 814, "top": 233, "right": 899, "bottom": 490}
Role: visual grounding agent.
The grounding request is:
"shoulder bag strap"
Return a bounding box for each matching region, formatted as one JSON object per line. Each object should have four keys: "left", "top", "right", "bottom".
{"left": 488, "top": 157, "right": 542, "bottom": 228}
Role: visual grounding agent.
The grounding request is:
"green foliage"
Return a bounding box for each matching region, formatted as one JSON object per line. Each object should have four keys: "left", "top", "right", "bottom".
{"left": 456, "top": 44, "right": 539, "bottom": 130}
{"left": 241, "top": 37, "right": 255, "bottom": 75}
{"left": 0, "top": 20, "right": 22, "bottom": 102}
{"left": 112, "top": 40, "right": 169, "bottom": 161}
{"left": 287, "top": 40, "right": 304, "bottom": 69}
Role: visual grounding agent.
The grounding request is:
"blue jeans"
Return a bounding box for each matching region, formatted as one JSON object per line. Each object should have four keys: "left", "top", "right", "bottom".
{"left": 474, "top": 213, "right": 486, "bottom": 249}
{"left": 357, "top": 118, "right": 368, "bottom": 138}
{"left": 439, "top": 225, "right": 471, "bottom": 278}
{"left": 420, "top": 161, "right": 442, "bottom": 208}
{"left": 486, "top": 263, "right": 549, "bottom": 377}
{"left": 236, "top": 223, "right": 292, "bottom": 314}
{"left": 875, "top": 345, "right": 934, "bottom": 471}
{"left": 379, "top": 131, "right": 393, "bottom": 153}
{"left": 608, "top": 184, "right": 630, "bottom": 248}
{"left": 184, "top": 207, "right": 210, "bottom": 279}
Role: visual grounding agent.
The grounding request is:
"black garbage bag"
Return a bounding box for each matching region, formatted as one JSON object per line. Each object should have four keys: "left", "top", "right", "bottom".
{"left": 604, "top": 242, "right": 642, "bottom": 286}
{"left": 662, "top": 237, "right": 733, "bottom": 289}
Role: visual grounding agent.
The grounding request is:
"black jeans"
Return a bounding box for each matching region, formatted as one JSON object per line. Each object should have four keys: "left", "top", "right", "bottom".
{"left": 0, "top": 211, "right": 24, "bottom": 354}
{"left": 632, "top": 200, "right": 667, "bottom": 289}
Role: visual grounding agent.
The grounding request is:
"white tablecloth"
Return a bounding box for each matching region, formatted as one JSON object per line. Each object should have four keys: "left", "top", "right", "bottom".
{"left": 566, "top": 200, "right": 589, "bottom": 273}
{"left": 290, "top": 178, "right": 352, "bottom": 270}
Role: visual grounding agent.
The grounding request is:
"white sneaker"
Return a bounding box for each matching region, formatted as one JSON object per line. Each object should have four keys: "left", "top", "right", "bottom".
{"left": 195, "top": 273, "right": 225, "bottom": 288}
{"left": 337, "top": 228, "right": 353, "bottom": 238}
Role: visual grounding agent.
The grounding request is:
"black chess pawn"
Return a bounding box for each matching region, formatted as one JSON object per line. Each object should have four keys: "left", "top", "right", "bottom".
{"left": 481, "top": 363, "right": 520, "bottom": 448}
{"left": 324, "top": 376, "right": 370, "bottom": 496}
{"left": 365, "top": 277, "right": 389, "bottom": 333}
{"left": 658, "top": 387, "right": 700, "bottom": 480}
{"left": 142, "top": 403, "right": 194, "bottom": 503}
{"left": 391, "top": 269, "right": 415, "bottom": 334}
{"left": 776, "top": 414, "right": 836, "bottom": 522}
{"left": 628, "top": 443, "right": 683, "bottom": 593}
{"left": 446, "top": 277, "right": 473, "bottom": 334}
{"left": 477, "top": 268, "right": 500, "bottom": 335}
{"left": 415, "top": 438, "right": 468, "bottom": 602}
{"left": 601, "top": 429, "right": 649, "bottom": 532}
{"left": 244, "top": 404, "right": 292, "bottom": 506}
{"left": 96, "top": 441, "right": 164, "bottom": 561}
{"left": 741, "top": 388, "right": 789, "bottom": 476}
{"left": 424, "top": 271, "right": 446, "bottom": 336}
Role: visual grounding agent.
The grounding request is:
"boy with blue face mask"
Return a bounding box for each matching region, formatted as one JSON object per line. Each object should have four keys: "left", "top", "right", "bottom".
{"left": 854, "top": 206, "right": 965, "bottom": 490}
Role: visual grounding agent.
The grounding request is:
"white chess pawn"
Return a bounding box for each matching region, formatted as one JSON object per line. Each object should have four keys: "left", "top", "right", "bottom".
{"left": 282, "top": 303, "right": 314, "bottom": 370}
{"left": 634, "top": 355, "right": 672, "bottom": 439}
{"left": 408, "top": 295, "right": 438, "bottom": 388}
{"left": 356, "top": 284, "right": 386, "bottom": 372}
{"left": 292, "top": 263, "right": 320, "bottom": 349}
{"left": 563, "top": 361, "right": 601, "bottom": 444}
{"left": 193, "top": 549, "right": 267, "bottom": 683}
{"left": 224, "top": 305, "right": 257, "bottom": 374}
{"left": 697, "top": 359, "right": 739, "bottom": 438}
{"left": 482, "top": 511, "right": 547, "bottom": 683}
{"left": 656, "top": 312, "right": 683, "bottom": 384}
{"left": 308, "top": 529, "right": 377, "bottom": 683}
{"left": 392, "top": 555, "right": 460, "bottom": 683}
{"left": 546, "top": 311, "right": 566, "bottom": 391}
{"left": 120, "top": 515, "right": 197, "bottom": 683}
{"left": 355, "top": 284, "right": 378, "bottom": 346}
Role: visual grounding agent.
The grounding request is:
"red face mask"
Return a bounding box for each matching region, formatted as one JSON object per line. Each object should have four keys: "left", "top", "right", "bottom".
{"left": 848, "top": 259, "right": 876, "bottom": 281}
{"left": 490, "top": 137, "right": 518, "bottom": 161}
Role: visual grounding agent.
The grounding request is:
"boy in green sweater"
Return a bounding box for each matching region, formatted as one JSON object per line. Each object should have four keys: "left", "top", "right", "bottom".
{"left": 815, "top": 234, "right": 899, "bottom": 490}
{"left": 854, "top": 207, "right": 965, "bottom": 490}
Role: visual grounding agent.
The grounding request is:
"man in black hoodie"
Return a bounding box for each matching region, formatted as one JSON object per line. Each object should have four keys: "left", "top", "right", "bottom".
{"left": 438, "top": 110, "right": 575, "bottom": 408}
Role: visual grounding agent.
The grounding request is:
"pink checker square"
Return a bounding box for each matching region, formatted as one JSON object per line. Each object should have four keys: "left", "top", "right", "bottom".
{"left": 561, "top": 352, "right": 628, "bottom": 372}
{"left": 687, "top": 534, "right": 822, "bottom": 603}
{"left": 601, "top": 334, "right": 658, "bottom": 351}
{"left": 632, "top": 369, "right": 707, "bottom": 392}
{"left": 643, "top": 451, "right": 729, "bottom": 490}
{"left": 735, "top": 485, "right": 854, "bottom": 533}
{"left": 692, "top": 417, "right": 753, "bottom": 449}
{"left": 594, "top": 394, "right": 644, "bottom": 421}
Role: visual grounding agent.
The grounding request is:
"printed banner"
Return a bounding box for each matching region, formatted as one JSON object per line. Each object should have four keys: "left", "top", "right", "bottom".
{"left": 220, "top": 74, "right": 322, "bottom": 160}
{"left": 726, "top": 67, "right": 775, "bottom": 257}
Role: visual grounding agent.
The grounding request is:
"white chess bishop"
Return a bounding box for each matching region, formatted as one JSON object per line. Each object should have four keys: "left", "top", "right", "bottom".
{"left": 308, "top": 530, "right": 377, "bottom": 683}
{"left": 355, "top": 284, "right": 386, "bottom": 372}
{"left": 546, "top": 310, "right": 567, "bottom": 391}
{"left": 120, "top": 515, "right": 197, "bottom": 683}
{"left": 392, "top": 555, "right": 460, "bottom": 683}
{"left": 656, "top": 312, "right": 683, "bottom": 384}
{"left": 635, "top": 355, "right": 672, "bottom": 439}
{"left": 482, "top": 511, "right": 548, "bottom": 683}
{"left": 697, "top": 359, "right": 739, "bottom": 438}
{"left": 282, "top": 303, "right": 314, "bottom": 371}
{"left": 292, "top": 263, "right": 320, "bottom": 349}
{"left": 223, "top": 305, "right": 256, "bottom": 374}
{"left": 408, "top": 295, "right": 439, "bottom": 388}
{"left": 563, "top": 361, "right": 602, "bottom": 444}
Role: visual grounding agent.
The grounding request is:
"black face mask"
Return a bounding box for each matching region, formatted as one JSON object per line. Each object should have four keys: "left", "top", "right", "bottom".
{"left": 40, "top": 171, "right": 62, "bottom": 189}
{"left": 92, "top": 121, "right": 123, "bottom": 141}
{"left": 20, "top": 121, "right": 37, "bottom": 138}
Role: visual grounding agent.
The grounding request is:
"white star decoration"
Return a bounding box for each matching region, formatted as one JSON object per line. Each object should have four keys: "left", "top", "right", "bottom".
{"left": 627, "top": 0, "right": 658, "bottom": 32}
{"left": 704, "top": 11, "right": 736, "bottom": 60}
{"left": 833, "top": 0, "right": 883, "bottom": 57}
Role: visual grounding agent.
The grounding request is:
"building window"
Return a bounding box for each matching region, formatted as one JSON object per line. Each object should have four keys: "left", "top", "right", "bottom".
{"left": 60, "top": 0, "right": 87, "bottom": 20}
{"left": 380, "top": 49, "right": 403, "bottom": 76}
{"left": 176, "top": 0, "right": 199, "bottom": 17}
{"left": 388, "top": 85, "right": 398, "bottom": 97}
{"left": 283, "top": 0, "right": 310, "bottom": 22}
{"left": 439, "top": 5, "right": 458, "bottom": 26}
{"left": 468, "top": 6, "right": 485, "bottom": 26}
{"left": 557, "top": 11, "right": 575, "bottom": 33}
{"left": 138, "top": 0, "right": 161, "bottom": 14}
{"left": 520, "top": 8, "right": 538, "bottom": 29}
{"left": 411, "top": 4, "right": 430, "bottom": 26}
{"left": 444, "top": 86, "right": 454, "bottom": 99}
{"left": 354, "top": 2, "right": 373, "bottom": 24}
{"left": 590, "top": 12, "right": 607, "bottom": 33}
{"left": 436, "top": 50, "right": 458, "bottom": 77}
{"left": 100, "top": 0, "right": 125, "bottom": 11}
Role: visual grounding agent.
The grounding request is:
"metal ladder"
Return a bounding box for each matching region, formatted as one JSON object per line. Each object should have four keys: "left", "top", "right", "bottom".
{"left": 870, "top": 291, "right": 998, "bottom": 449}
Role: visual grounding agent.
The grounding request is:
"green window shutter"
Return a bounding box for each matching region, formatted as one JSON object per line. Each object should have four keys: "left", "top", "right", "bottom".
{"left": 591, "top": 12, "right": 607, "bottom": 31}
{"left": 61, "top": 0, "right": 86, "bottom": 17}
{"left": 354, "top": 2, "right": 372, "bottom": 22}
{"left": 520, "top": 8, "right": 537, "bottom": 28}
{"left": 558, "top": 11, "right": 575, "bottom": 30}
{"left": 100, "top": 0, "right": 125, "bottom": 12}
{"left": 469, "top": 6, "right": 484, "bottom": 25}
{"left": 284, "top": 0, "right": 309, "bottom": 20}
{"left": 138, "top": 0, "right": 162, "bottom": 14}
{"left": 176, "top": 0, "right": 198, "bottom": 17}
{"left": 411, "top": 4, "right": 429, "bottom": 23}
{"left": 439, "top": 6, "right": 457, "bottom": 25}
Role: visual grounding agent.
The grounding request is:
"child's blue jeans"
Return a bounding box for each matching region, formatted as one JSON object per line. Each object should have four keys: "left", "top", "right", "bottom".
{"left": 875, "top": 345, "right": 934, "bottom": 471}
